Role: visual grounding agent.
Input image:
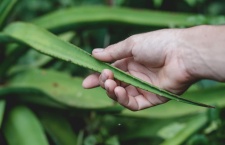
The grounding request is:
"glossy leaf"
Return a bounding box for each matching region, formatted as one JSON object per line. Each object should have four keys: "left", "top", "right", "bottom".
{"left": 3, "top": 22, "right": 214, "bottom": 108}
{"left": 3, "top": 106, "right": 49, "bottom": 145}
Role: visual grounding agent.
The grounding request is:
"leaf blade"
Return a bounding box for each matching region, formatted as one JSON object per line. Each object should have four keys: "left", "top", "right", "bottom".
{"left": 32, "top": 6, "right": 195, "bottom": 33}
{"left": 0, "top": 0, "right": 18, "bottom": 29}
{"left": 3, "top": 22, "right": 214, "bottom": 108}
{"left": 3, "top": 106, "right": 49, "bottom": 145}
{"left": 6, "top": 69, "right": 120, "bottom": 109}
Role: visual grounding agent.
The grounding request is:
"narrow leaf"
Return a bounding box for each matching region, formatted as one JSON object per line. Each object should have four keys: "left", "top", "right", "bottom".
{"left": 3, "top": 22, "right": 214, "bottom": 108}
{"left": 0, "top": 100, "right": 5, "bottom": 127}
{"left": 3, "top": 106, "right": 49, "bottom": 145}
{"left": 123, "top": 85, "right": 225, "bottom": 118}
{"left": 32, "top": 6, "right": 195, "bottom": 33}
{"left": 31, "top": 6, "right": 225, "bottom": 34}
{"left": 0, "top": 0, "right": 18, "bottom": 29}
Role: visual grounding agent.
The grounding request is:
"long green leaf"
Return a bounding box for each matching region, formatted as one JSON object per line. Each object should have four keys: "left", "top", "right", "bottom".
{"left": 6, "top": 69, "right": 121, "bottom": 110}
{"left": 32, "top": 6, "right": 195, "bottom": 33}
{"left": 0, "top": 0, "right": 18, "bottom": 29}
{"left": 123, "top": 85, "right": 225, "bottom": 118}
{"left": 0, "top": 87, "right": 68, "bottom": 109}
{"left": 32, "top": 6, "right": 225, "bottom": 34}
{"left": 3, "top": 22, "right": 214, "bottom": 108}
{"left": 3, "top": 106, "right": 49, "bottom": 145}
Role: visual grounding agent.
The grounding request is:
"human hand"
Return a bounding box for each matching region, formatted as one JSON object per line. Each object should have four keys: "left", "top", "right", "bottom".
{"left": 82, "top": 25, "right": 225, "bottom": 111}
{"left": 82, "top": 28, "right": 196, "bottom": 111}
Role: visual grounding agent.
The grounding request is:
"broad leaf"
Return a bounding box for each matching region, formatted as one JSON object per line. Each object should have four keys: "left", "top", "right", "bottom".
{"left": 3, "top": 22, "right": 214, "bottom": 108}
{"left": 6, "top": 69, "right": 120, "bottom": 110}
{"left": 0, "top": 87, "right": 68, "bottom": 109}
{"left": 3, "top": 106, "right": 49, "bottom": 145}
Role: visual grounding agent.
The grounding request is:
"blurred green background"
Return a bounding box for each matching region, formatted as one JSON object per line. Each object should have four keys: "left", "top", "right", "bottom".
{"left": 0, "top": 0, "right": 225, "bottom": 145}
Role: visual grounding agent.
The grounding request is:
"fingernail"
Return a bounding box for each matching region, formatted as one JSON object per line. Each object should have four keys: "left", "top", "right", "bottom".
{"left": 101, "top": 73, "right": 107, "bottom": 82}
{"left": 93, "top": 48, "right": 104, "bottom": 53}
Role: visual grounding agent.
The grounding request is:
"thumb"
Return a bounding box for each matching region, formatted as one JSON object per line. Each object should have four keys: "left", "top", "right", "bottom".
{"left": 92, "top": 37, "right": 134, "bottom": 62}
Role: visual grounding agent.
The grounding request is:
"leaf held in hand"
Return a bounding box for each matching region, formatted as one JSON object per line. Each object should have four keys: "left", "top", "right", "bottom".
{"left": 3, "top": 22, "right": 214, "bottom": 108}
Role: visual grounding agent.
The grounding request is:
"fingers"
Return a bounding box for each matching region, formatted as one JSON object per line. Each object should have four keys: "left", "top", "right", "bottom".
{"left": 92, "top": 36, "right": 137, "bottom": 62}
{"left": 99, "top": 69, "right": 114, "bottom": 88}
{"left": 100, "top": 73, "right": 155, "bottom": 110}
{"left": 82, "top": 69, "right": 115, "bottom": 89}
{"left": 113, "top": 87, "right": 153, "bottom": 111}
{"left": 82, "top": 73, "right": 100, "bottom": 89}
{"left": 83, "top": 70, "right": 164, "bottom": 111}
{"left": 83, "top": 58, "right": 129, "bottom": 89}
{"left": 105, "top": 79, "right": 117, "bottom": 101}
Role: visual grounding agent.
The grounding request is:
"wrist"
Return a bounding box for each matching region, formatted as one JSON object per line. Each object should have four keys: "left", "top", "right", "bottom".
{"left": 179, "top": 25, "right": 225, "bottom": 82}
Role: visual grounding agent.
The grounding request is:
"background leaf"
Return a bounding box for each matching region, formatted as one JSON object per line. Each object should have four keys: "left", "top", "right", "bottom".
{"left": 0, "top": 100, "right": 5, "bottom": 127}
{"left": 0, "top": 0, "right": 18, "bottom": 29}
{"left": 3, "top": 106, "right": 49, "bottom": 145}
{"left": 38, "top": 111, "right": 77, "bottom": 145}
{"left": 32, "top": 6, "right": 194, "bottom": 33}
{"left": 7, "top": 69, "right": 119, "bottom": 110}
{"left": 3, "top": 22, "right": 214, "bottom": 108}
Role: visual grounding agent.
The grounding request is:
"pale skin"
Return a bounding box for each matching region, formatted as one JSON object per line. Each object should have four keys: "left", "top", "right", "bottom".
{"left": 82, "top": 25, "right": 225, "bottom": 111}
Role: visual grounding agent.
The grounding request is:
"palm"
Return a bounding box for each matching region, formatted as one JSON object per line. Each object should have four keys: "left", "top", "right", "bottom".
{"left": 113, "top": 57, "right": 168, "bottom": 108}
{"left": 83, "top": 29, "right": 194, "bottom": 111}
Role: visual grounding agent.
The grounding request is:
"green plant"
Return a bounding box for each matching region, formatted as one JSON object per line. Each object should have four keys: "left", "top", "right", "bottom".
{"left": 1, "top": 22, "right": 214, "bottom": 108}
{"left": 0, "top": 0, "right": 225, "bottom": 145}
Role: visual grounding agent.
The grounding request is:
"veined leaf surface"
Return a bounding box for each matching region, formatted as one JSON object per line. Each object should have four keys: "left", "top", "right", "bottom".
{"left": 3, "top": 22, "right": 214, "bottom": 108}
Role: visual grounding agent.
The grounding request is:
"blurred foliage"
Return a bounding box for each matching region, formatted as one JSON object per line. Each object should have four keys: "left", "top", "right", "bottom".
{"left": 0, "top": 0, "right": 225, "bottom": 145}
